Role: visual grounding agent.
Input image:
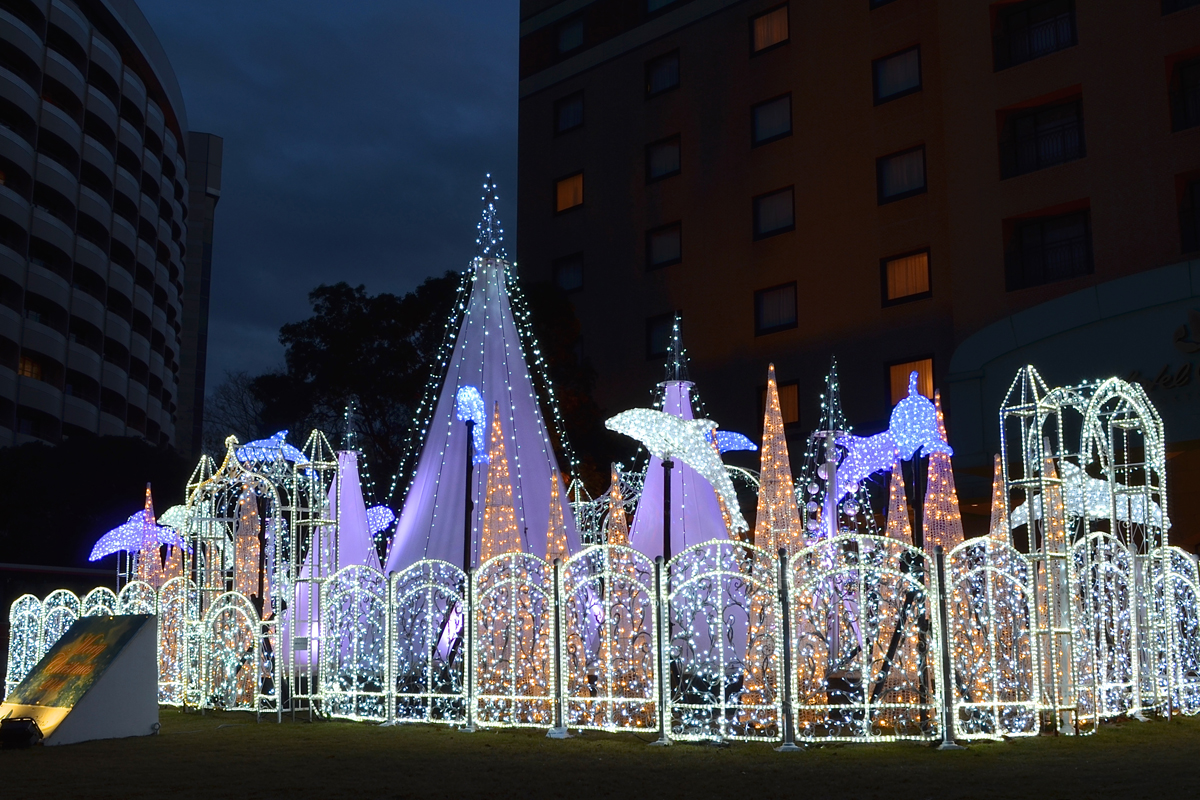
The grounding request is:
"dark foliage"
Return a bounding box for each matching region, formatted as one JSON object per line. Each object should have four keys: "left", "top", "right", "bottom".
{"left": 0, "top": 436, "right": 190, "bottom": 568}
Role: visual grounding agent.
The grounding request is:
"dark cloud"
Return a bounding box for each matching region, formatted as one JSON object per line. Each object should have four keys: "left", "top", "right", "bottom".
{"left": 137, "top": 0, "right": 518, "bottom": 378}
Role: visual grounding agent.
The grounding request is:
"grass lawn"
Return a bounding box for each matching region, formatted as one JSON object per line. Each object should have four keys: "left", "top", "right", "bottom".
{"left": 3, "top": 708, "right": 1198, "bottom": 799}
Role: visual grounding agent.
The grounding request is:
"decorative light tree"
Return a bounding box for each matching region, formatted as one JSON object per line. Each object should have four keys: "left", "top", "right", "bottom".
{"left": 884, "top": 459, "right": 913, "bottom": 544}
{"left": 545, "top": 469, "right": 569, "bottom": 563}
{"left": 921, "top": 391, "right": 964, "bottom": 555}
{"left": 605, "top": 464, "right": 629, "bottom": 547}
{"left": 480, "top": 403, "right": 524, "bottom": 563}
{"left": 754, "top": 364, "right": 803, "bottom": 557}
{"left": 987, "top": 454, "right": 1009, "bottom": 543}
{"left": 135, "top": 484, "right": 164, "bottom": 588}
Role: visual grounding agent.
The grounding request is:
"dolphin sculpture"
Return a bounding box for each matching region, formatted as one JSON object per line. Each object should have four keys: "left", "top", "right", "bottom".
{"left": 1009, "top": 460, "right": 1170, "bottom": 531}
{"left": 606, "top": 408, "right": 749, "bottom": 534}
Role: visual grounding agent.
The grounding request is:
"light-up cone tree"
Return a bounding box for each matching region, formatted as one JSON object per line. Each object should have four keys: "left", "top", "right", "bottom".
{"left": 754, "top": 364, "right": 803, "bottom": 558}
{"left": 234, "top": 485, "right": 265, "bottom": 603}
{"left": 545, "top": 469, "right": 569, "bottom": 564}
{"left": 605, "top": 464, "right": 629, "bottom": 547}
{"left": 135, "top": 484, "right": 163, "bottom": 588}
{"left": 480, "top": 403, "right": 523, "bottom": 563}
{"left": 921, "top": 391, "right": 964, "bottom": 556}
{"left": 987, "top": 454, "right": 1009, "bottom": 543}
{"left": 885, "top": 459, "right": 914, "bottom": 545}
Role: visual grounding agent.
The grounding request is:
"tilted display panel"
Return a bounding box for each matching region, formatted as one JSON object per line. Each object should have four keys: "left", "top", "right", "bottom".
{"left": 946, "top": 537, "right": 1039, "bottom": 739}
{"left": 319, "top": 565, "right": 388, "bottom": 721}
{"left": 472, "top": 552, "right": 556, "bottom": 727}
{"left": 560, "top": 545, "right": 658, "bottom": 731}
{"left": 389, "top": 560, "right": 469, "bottom": 724}
{"left": 667, "top": 540, "right": 783, "bottom": 742}
{"left": 790, "top": 534, "right": 943, "bottom": 743}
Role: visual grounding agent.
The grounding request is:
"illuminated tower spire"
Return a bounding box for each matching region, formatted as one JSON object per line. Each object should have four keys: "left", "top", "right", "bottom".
{"left": 884, "top": 459, "right": 913, "bottom": 544}
{"left": 987, "top": 454, "right": 1009, "bottom": 543}
{"left": 605, "top": 464, "right": 629, "bottom": 546}
{"left": 135, "top": 483, "right": 162, "bottom": 587}
{"left": 545, "top": 469, "right": 569, "bottom": 563}
{"left": 922, "top": 391, "right": 964, "bottom": 554}
{"left": 754, "top": 364, "right": 803, "bottom": 556}
{"left": 480, "top": 402, "right": 523, "bottom": 563}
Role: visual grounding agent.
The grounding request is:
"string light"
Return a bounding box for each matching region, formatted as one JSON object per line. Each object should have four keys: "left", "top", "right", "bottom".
{"left": 754, "top": 364, "right": 803, "bottom": 557}
{"left": 921, "top": 391, "right": 964, "bottom": 556}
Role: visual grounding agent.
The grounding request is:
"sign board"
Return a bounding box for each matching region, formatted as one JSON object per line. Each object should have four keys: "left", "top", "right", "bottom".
{"left": 0, "top": 614, "right": 158, "bottom": 745}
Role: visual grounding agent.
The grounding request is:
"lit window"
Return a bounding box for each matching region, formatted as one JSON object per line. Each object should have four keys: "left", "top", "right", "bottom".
{"left": 554, "top": 92, "right": 583, "bottom": 134}
{"left": 755, "top": 282, "right": 797, "bottom": 335}
{"left": 646, "top": 51, "right": 680, "bottom": 96}
{"left": 557, "top": 17, "right": 584, "bottom": 54}
{"left": 877, "top": 146, "right": 926, "bottom": 203}
{"left": 18, "top": 355, "right": 42, "bottom": 380}
{"left": 873, "top": 47, "right": 921, "bottom": 104}
{"left": 752, "top": 94, "right": 791, "bottom": 145}
{"left": 646, "top": 313, "right": 674, "bottom": 359}
{"left": 646, "top": 222, "right": 682, "bottom": 269}
{"left": 751, "top": 5, "right": 789, "bottom": 53}
{"left": 553, "top": 253, "right": 584, "bottom": 292}
{"left": 761, "top": 381, "right": 800, "bottom": 425}
{"left": 646, "top": 136, "right": 681, "bottom": 182}
{"left": 555, "top": 172, "right": 583, "bottom": 212}
{"left": 889, "top": 358, "right": 933, "bottom": 405}
{"left": 882, "top": 250, "right": 931, "bottom": 304}
{"left": 753, "top": 186, "right": 794, "bottom": 238}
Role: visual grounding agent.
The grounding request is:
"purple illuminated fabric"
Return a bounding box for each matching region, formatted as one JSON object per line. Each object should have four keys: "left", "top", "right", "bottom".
{"left": 89, "top": 509, "right": 187, "bottom": 561}
{"left": 385, "top": 256, "right": 579, "bottom": 573}
{"left": 628, "top": 381, "right": 730, "bottom": 559}
{"left": 837, "top": 371, "right": 952, "bottom": 499}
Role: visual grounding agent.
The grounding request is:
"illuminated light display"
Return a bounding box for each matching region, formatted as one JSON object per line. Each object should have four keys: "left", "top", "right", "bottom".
{"left": 235, "top": 431, "right": 309, "bottom": 465}
{"left": 88, "top": 508, "right": 186, "bottom": 562}
{"left": 604, "top": 464, "right": 630, "bottom": 546}
{"left": 884, "top": 459, "right": 913, "bottom": 544}
{"left": 454, "top": 385, "right": 489, "bottom": 463}
{"left": 753, "top": 364, "right": 803, "bottom": 557}
{"left": 545, "top": 470, "right": 570, "bottom": 563}
{"left": 480, "top": 403, "right": 524, "bottom": 564}
{"left": 606, "top": 407, "right": 748, "bottom": 535}
{"left": 365, "top": 505, "right": 396, "bottom": 535}
{"left": 713, "top": 431, "right": 758, "bottom": 454}
{"left": 986, "top": 455, "right": 1009, "bottom": 542}
{"left": 921, "top": 391, "right": 964, "bottom": 555}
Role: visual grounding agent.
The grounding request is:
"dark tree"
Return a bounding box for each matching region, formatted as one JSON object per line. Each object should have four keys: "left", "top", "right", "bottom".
{"left": 250, "top": 275, "right": 461, "bottom": 494}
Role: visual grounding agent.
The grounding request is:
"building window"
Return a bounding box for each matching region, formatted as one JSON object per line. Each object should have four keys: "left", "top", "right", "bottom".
{"left": 761, "top": 380, "right": 800, "bottom": 425}
{"left": 646, "top": 51, "right": 680, "bottom": 97}
{"left": 646, "top": 222, "right": 682, "bottom": 269}
{"left": 554, "top": 92, "right": 584, "bottom": 134}
{"left": 1163, "top": 0, "right": 1200, "bottom": 13}
{"left": 889, "top": 358, "right": 934, "bottom": 405}
{"left": 646, "top": 136, "right": 681, "bottom": 182}
{"left": 646, "top": 313, "right": 675, "bottom": 359}
{"left": 18, "top": 355, "right": 41, "bottom": 380}
{"left": 754, "top": 282, "right": 798, "bottom": 335}
{"left": 993, "top": 0, "right": 1076, "bottom": 71}
{"left": 751, "top": 5, "right": 788, "bottom": 54}
{"left": 877, "top": 146, "right": 926, "bottom": 203}
{"left": 999, "top": 97, "right": 1085, "bottom": 178}
{"left": 555, "top": 172, "right": 584, "bottom": 212}
{"left": 1181, "top": 178, "right": 1200, "bottom": 254}
{"left": 557, "top": 17, "right": 584, "bottom": 54}
{"left": 752, "top": 94, "right": 792, "bottom": 145}
{"left": 1170, "top": 57, "right": 1200, "bottom": 132}
{"left": 553, "top": 253, "right": 584, "bottom": 292}
{"left": 873, "top": 47, "right": 921, "bottom": 104}
{"left": 881, "top": 249, "right": 932, "bottom": 305}
{"left": 753, "top": 187, "right": 794, "bottom": 238}
{"left": 1005, "top": 208, "right": 1093, "bottom": 290}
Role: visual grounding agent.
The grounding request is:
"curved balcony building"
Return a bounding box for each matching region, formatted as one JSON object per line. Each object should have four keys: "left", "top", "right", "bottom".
{"left": 0, "top": 0, "right": 219, "bottom": 450}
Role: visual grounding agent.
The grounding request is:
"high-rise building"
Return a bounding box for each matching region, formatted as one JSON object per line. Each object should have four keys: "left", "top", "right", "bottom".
{"left": 516, "top": 0, "right": 1200, "bottom": 546}
{"left": 0, "top": 0, "right": 219, "bottom": 451}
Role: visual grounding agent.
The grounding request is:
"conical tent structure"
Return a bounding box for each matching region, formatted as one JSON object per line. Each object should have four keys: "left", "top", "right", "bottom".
{"left": 328, "top": 450, "right": 383, "bottom": 572}
{"left": 385, "top": 179, "right": 578, "bottom": 572}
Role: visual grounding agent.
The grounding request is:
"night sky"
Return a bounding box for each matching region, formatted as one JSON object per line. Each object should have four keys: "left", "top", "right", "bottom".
{"left": 136, "top": 0, "right": 519, "bottom": 382}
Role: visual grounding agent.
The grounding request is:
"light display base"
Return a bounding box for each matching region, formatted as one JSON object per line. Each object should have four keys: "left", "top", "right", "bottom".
{"left": 546, "top": 726, "right": 571, "bottom": 739}
{"left": 937, "top": 741, "right": 966, "bottom": 751}
{"left": 775, "top": 743, "right": 803, "bottom": 752}
{"left": 648, "top": 736, "right": 672, "bottom": 747}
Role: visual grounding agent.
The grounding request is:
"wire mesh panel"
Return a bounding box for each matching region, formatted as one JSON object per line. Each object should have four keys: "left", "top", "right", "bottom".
{"left": 389, "top": 560, "right": 468, "bottom": 724}
{"left": 1072, "top": 533, "right": 1136, "bottom": 720}
{"left": 666, "top": 541, "right": 782, "bottom": 742}
{"left": 117, "top": 580, "right": 157, "bottom": 615}
{"left": 473, "top": 552, "right": 555, "bottom": 727}
{"left": 158, "top": 577, "right": 197, "bottom": 705}
{"left": 4, "top": 594, "right": 42, "bottom": 697}
{"left": 560, "top": 545, "right": 657, "bottom": 731}
{"left": 202, "top": 591, "right": 264, "bottom": 711}
{"left": 81, "top": 587, "right": 118, "bottom": 617}
{"left": 791, "top": 534, "right": 942, "bottom": 743}
{"left": 320, "top": 565, "right": 388, "bottom": 721}
{"left": 38, "top": 589, "right": 80, "bottom": 661}
{"left": 947, "top": 537, "right": 1038, "bottom": 739}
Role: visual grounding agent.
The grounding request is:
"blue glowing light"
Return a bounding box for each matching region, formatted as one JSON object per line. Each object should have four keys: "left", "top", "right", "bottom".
{"left": 837, "top": 371, "right": 951, "bottom": 498}
{"left": 365, "top": 505, "right": 396, "bottom": 535}
{"left": 454, "top": 385, "right": 489, "bottom": 463}
{"left": 236, "top": 431, "right": 310, "bottom": 465}
{"left": 712, "top": 430, "right": 758, "bottom": 454}
{"left": 89, "top": 510, "right": 188, "bottom": 561}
